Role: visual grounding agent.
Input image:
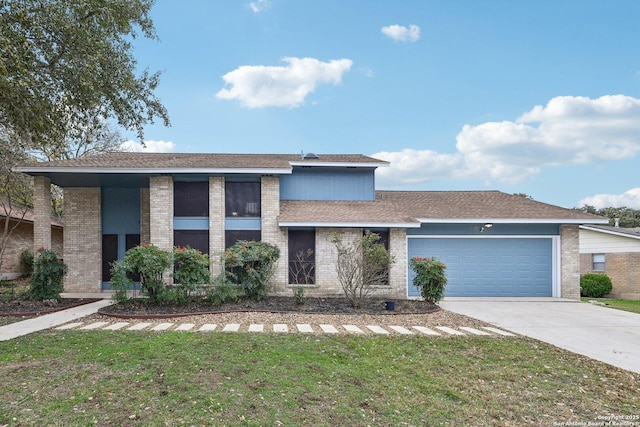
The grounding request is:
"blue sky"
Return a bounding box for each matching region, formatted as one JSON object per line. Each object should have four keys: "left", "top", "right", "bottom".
{"left": 123, "top": 0, "right": 640, "bottom": 209}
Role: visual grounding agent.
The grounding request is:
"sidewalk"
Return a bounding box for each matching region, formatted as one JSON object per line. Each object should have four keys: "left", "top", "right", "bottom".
{"left": 0, "top": 299, "right": 112, "bottom": 341}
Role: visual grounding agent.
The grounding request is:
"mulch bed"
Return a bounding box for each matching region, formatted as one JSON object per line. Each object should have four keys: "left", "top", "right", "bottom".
{"left": 99, "top": 297, "right": 439, "bottom": 319}
{"left": 0, "top": 298, "right": 102, "bottom": 317}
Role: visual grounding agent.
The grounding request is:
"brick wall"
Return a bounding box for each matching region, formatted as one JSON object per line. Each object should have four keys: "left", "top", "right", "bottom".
{"left": 581, "top": 252, "right": 640, "bottom": 300}
{"left": 312, "top": 227, "right": 348, "bottom": 296}
{"left": 560, "top": 225, "right": 580, "bottom": 300}
{"left": 140, "top": 187, "right": 150, "bottom": 245}
{"left": 33, "top": 176, "right": 51, "bottom": 250}
{"left": 388, "top": 228, "right": 407, "bottom": 298}
{"left": 0, "top": 222, "right": 64, "bottom": 279}
{"left": 261, "top": 176, "right": 287, "bottom": 293}
{"left": 209, "top": 176, "right": 225, "bottom": 278}
{"left": 149, "top": 176, "right": 173, "bottom": 285}
{"left": 1, "top": 221, "right": 32, "bottom": 277}
{"left": 149, "top": 176, "right": 173, "bottom": 251}
{"left": 63, "top": 187, "right": 101, "bottom": 292}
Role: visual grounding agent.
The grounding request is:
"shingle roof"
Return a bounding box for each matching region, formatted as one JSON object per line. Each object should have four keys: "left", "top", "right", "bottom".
{"left": 17, "top": 152, "right": 386, "bottom": 171}
{"left": 279, "top": 199, "right": 418, "bottom": 226}
{"left": 377, "top": 190, "right": 605, "bottom": 221}
{"left": 278, "top": 191, "right": 607, "bottom": 226}
{"left": 1, "top": 204, "right": 63, "bottom": 228}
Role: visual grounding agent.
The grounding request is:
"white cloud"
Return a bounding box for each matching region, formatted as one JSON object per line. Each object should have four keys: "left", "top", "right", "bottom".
{"left": 120, "top": 140, "right": 177, "bottom": 153}
{"left": 579, "top": 188, "right": 640, "bottom": 209}
{"left": 373, "top": 95, "right": 640, "bottom": 186}
{"left": 216, "top": 57, "right": 353, "bottom": 108}
{"left": 373, "top": 149, "right": 463, "bottom": 187}
{"left": 248, "top": 0, "right": 271, "bottom": 13}
{"left": 381, "top": 24, "right": 420, "bottom": 42}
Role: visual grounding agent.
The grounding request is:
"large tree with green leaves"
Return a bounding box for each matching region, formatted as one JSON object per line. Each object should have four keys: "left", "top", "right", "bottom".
{"left": 579, "top": 205, "right": 640, "bottom": 228}
{"left": 0, "top": 0, "right": 169, "bottom": 150}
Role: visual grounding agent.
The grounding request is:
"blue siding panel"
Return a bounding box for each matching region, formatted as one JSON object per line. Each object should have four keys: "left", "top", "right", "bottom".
{"left": 408, "top": 238, "right": 553, "bottom": 297}
{"left": 174, "top": 218, "right": 210, "bottom": 230}
{"left": 280, "top": 168, "right": 375, "bottom": 200}
{"left": 102, "top": 188, "right": 140, "bottom": 234}
{"left": 225, "top": 218, "right": 262, "bottom": 230}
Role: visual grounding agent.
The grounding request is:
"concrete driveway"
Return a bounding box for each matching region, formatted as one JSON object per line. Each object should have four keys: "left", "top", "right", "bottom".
{"left": 439, "top": 298, "right": 640, "bottom": 374}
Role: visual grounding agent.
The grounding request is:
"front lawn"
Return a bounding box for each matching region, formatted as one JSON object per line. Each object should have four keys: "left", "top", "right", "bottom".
{"left": 0, "top": 332, "right": 638, "bottom": 426}
{"left": 582, "top": 297, "right": 640, "bottom": 314}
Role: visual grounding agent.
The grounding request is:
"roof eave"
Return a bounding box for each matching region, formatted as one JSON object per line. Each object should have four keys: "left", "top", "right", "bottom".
{"left": 288, "top": 161, "right": 389, "bottom": 168}
{"left": 579, "top": 225, "right": 640, "bottom": 240}
{"left": 14, "top": 167, "right": 294, "bottom": 175}
{"left": 416, "top": 218, "right": 610, "bottom": 224}
{"left": 279, "top": 221, "right": 421, "bottom": 228}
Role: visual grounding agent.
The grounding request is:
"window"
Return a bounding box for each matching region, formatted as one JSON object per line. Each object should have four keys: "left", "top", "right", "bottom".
{"left": 364, "top": 228, "right": 390, "bottom": 286}
{"left": 225, "top": 182, "right": 261, "bottom": 217}
{"left": 225, "top": 230, "right": 261, "bottom": 249}
{"left": 174, "top": 230, "right": 209, "bottom": 255}
{"left": 592, "top": 254, "right": 605, "bottom": 271}
{"left": 288, "top": 229, "right": 315, "bottom": 284}
{"left": 364, "top": 228, "right": 389, "bottom": 250}
{"left": 174, "top": 181, "right": 209, "bottom": 217}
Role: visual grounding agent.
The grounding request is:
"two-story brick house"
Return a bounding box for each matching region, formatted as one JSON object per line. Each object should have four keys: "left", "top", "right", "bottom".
{"left": 16, "top": 152, "right": 607, "bottom": 299}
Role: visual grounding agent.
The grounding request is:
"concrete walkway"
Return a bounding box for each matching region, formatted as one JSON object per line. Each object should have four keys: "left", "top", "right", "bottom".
{"left": 0, "top": 299, "right": 112, "bottom": 341}
{"left": 439, "top": 298, "right": 640, "bottom": 374}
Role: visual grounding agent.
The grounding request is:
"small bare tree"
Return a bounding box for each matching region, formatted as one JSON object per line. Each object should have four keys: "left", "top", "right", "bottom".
{"left": 0, "top": 136, "right": 33, "bottom": 273}
{"left": 332, "top": 231, "right": 394, "bottom": 308}
{"left": 289, "top": 249, "right": 315, "bottom": 285}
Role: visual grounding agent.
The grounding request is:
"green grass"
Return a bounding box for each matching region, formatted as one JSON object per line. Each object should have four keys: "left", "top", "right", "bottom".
{"left": 582, "top": 297, "right": 640, "bottom": 314}
{"left": 0, "top": 332, "right": 638, "bottom": 426}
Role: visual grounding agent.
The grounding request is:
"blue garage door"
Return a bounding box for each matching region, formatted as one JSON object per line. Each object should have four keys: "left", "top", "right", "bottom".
{"left": 408, "top": 238, "right": 553, "bottom": 297}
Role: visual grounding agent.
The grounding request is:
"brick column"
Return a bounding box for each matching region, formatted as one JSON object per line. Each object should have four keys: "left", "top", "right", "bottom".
{"left": 33, "top": 176, "right": 51, "bottom": 250}
{"left": 388, "top": 228, "right": 407, "bottom": 298}
{"left": 140, "top": 187, "right": 150, "bottom": 245}
{"left": 63, "top": 188, "right": 101, "bottom": 292}
{"left": 209, "top": 176, "right": 225, "bottom": 279}
{"left": 560, "top": 225, "right": 580, "bottom": 300}
{"left": 149, "top": 176, "right": 173, "bottom": 251}
{"left": 261, "top": 176, "right": 287, "bottom": 293}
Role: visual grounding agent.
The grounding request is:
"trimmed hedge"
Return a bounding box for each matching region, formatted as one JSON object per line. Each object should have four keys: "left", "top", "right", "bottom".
{"left": 580, "top": 273, "right": 612, "bottom": 298}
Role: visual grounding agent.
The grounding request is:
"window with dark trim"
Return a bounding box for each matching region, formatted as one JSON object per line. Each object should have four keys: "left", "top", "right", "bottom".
{"left": 174, "top": 181, "right": 209, "bottom": 217}
{"left": 364, "top": 228, "right": 390, "bottom": 286}
{"left": 225, "top": 230, "right": 261, "bottom": 249}
{"left": 225, "top": 182, "right": 261, "bottom": 217}
{"left": 288, "top": 229, "right": 315, "bottom": 285}
{"left": 174, "top": 230, "right": 210, "bottom": 255}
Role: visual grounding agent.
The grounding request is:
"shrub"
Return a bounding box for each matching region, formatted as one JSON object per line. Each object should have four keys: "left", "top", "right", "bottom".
{"left": 222, "top": 240, "right": 280, "bottom": 301}
{"left": 332, "top": 231, "right": 394, "bottom": 308}
{"left": 109, "top": 260, "right": 134, "bottom": 304}
{"left": 409, "top": 257, "right": 448, "bottom": 303}
{"left": 122, "top": 244, "right": 172, "bottom": 303}
{"left": 580, "top": 273, "right": 612, "bottom": 298}
{"left": 20, "top": 249, "right": 34, "bottom": 277}
{"left": 30, "top": 249, "right": 67, "bottom": 301}
{"left": 292, "top": 286, "right": 306, "bottom": 306}
{"left": 206, "top": 274, "right": 240, "bottom": 305}
{"left": 173, "top": 246, "right": 210, "bottom": 285}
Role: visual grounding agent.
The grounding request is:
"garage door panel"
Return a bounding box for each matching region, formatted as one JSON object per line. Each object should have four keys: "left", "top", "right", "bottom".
{"left": 408, "top": 238, "right": 553, "bottom": 297}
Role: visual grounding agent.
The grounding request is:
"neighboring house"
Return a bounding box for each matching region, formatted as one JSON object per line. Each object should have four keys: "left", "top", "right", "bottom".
{"left": 15, "top": 152, "right": 607, "bottom": 299}
{"left": 579, "top": 224, "right": 640, "bottom": 300}
{"left": 0, "top": 206, "right": 63, "bottom": 280}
